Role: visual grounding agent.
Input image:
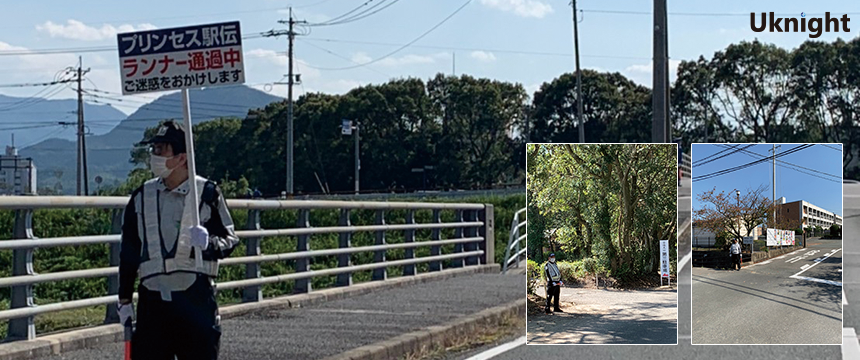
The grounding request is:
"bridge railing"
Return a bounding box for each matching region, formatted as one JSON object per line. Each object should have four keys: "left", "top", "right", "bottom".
{"left": 502, "top": 207, "right": 526, "bottom": 273}
{"left": 0, "top": 196, "right": 494, "bottom": 342}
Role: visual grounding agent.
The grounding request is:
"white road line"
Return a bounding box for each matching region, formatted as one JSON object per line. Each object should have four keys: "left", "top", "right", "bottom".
{"left": 845, "top": 290, "right": 848, "bottom": 306}
{"left": 789, "top": 248, "right": 842, "bottom": 286}
{"left": 465, "top": 336, "right": 526, "bottom": 360}
{"left": 844, "top": 328, "right": 860, "bottom": 360}
{"left": 789, "top": 275, "right": 842, "bottom": 286}
{"left": 679, "top": 251, "right": 692, "bottom": 271}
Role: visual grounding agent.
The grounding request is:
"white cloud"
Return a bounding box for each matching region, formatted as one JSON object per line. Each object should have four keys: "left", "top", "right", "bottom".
{"left": 36, "top": 20, "right": 157, "bottom": 41}
{"left": 470, "top": 51, "right": 497, "bottom": 63}
{"left": 350, "top": 52, "right": 448, "bottom": 67}
{"left": 479, "top": 0, "right": 553, "bottom": 18}
{"left": 246, "top": 48, "right": 288, "bottom": 67}
{"left": 623, "top": 59, "right": 682, "bottom": 86}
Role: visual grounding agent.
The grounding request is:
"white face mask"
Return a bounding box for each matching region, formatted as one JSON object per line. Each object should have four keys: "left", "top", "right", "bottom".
{"left": 149, "top": 154, "right": 175, "bottom": 178}
{"left": 549, "top": 258, "right": 556, "bottom": 263}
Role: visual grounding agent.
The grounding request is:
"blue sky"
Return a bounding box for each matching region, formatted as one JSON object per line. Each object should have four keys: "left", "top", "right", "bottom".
{"left": 692, "top": 144, "right": 843, "bottom": 217}
{"left": 0, "top": 0, "right": 857, "bottom": 147}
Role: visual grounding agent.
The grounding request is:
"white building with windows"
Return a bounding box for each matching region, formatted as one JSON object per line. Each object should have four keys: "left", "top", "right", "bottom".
{"left": 0, "top": 145, "right": 37, "bottom": 195}
{"left": 775, "top": 198, "right": 841, "bottom": 230}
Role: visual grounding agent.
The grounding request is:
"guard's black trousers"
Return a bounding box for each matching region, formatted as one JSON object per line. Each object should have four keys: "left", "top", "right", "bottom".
{"left": 731, "top": 254, "right": 742, "bottom": 270}
{"left": 545, "top": 284, "right": 560, "bottom": 312}
{"left": 132, "top": 275, "right": 221, "bottom": 360}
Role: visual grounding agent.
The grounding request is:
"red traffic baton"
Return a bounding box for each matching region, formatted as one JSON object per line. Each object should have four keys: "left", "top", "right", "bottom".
{"left": 123, "top": 319, "right": 133, "bottom": 360}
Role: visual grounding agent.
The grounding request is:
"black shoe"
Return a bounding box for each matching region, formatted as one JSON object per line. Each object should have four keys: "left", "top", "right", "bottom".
{"left": 545, "top": 310, "right": 552, "bottom": 314}
{"left": 554, "top": 308, "right": 564, "bottom": 313}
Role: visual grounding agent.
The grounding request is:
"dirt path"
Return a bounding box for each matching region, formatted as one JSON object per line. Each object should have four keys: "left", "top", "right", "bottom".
{"left": 527, "top": 287, "right": 678, "bottom": 344}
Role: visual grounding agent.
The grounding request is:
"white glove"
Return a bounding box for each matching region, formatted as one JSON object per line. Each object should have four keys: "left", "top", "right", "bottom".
{"left": 117, "top": 301, "right": 134, "bottom": 326}
{"left": 190, "top": 225, "right": 209, "bottom": 249}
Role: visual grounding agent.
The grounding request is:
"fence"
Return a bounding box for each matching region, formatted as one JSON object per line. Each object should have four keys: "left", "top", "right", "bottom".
{"left": 0, "top": 196, "right": 494, "bottom": 342}
{"left": 502, "top": 207, "right": 526, "bottom": 273}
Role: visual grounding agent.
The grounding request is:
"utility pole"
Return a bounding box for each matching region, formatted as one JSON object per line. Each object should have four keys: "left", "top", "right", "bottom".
{"left": 75, "top": 57, "right": 91, "bottom": 196}
{"left": 354, "top": 121, "right": 360, "bottom": 195}
{"left": 275, "top": 9, "right": 305, "bottom": 196}
{"left": 571, "top": 0, "right": 584, "bottom": 143}
{"left": 652, "top": 0, "right": 669, "bottom": 143}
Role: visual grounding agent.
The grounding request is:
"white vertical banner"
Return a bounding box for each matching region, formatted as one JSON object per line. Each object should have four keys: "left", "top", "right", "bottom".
{"left": 660, "top": 240, "right": 670, "bottom": 278}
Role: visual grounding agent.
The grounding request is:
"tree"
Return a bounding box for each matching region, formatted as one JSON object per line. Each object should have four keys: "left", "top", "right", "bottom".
{"left": 829, "top": 224, "right": 842, "bottom": 238}
{"left": 529, "top": 71, "right": 651, "bottom": 143}
{"left": 527, "top": 143, "right": 677, "bottom": 281}
{"left": 694, "top": 184, "right": 800, "bottom": 242}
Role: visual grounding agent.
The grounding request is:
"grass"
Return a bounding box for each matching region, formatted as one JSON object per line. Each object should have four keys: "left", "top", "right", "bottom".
{"left": 403, "top": 312, "right": 524, "bottom": 360}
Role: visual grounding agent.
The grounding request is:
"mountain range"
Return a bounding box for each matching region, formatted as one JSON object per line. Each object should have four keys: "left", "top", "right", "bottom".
{"left": 13, "top": 85, "right": 282, "bottom": 194}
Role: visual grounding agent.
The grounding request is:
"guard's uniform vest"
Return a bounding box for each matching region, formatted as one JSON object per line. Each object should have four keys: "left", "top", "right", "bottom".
{"left": 546, "top": 262, "right": 561, "bottom": 282}
{"left": 137, "top": 176, "right": 219, "bottom": 280}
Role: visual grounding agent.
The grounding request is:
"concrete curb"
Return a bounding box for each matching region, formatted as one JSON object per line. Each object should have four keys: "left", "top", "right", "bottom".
{"left": 0, "top": 264, "right": 500, "bottom": 360}
{"left": 320, "top": 298, "right": 526, "bottom": 360}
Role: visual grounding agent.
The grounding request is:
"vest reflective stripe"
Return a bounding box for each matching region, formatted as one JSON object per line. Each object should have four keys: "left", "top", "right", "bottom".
{"left": 139, "top": 177, "right": 219, "bottom": 279}
{"left": 546, "top": 263, "right": 561, "bottom": 282}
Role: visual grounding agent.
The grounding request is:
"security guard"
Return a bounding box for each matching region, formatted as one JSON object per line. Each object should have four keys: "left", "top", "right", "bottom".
{"left": 544, "top": 253, "right": 563, "bottom": 314}
{"left": 116, "top": 120, "right": 239, "bottom": 360}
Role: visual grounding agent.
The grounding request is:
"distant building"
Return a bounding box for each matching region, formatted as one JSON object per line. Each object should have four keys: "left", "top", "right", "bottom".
{"left": 0, "top": 145, "right": 37, "bottom": 195}
{"left": 692, "top": 219, "right": 763, "bottom": 248}
{"left": 776, "top": 200, "right": 841, "bottom": 230}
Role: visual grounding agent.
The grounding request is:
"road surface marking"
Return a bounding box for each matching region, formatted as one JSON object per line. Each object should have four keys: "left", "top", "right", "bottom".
{"left": 845, "top": 328, "right": 860, "bottom": 360}
{"left": 845, "top": 290, "right": 848, "bottom": 306}
{"left": 788, "top": 248, "right": 841, "bottom": 286}
{"left": 679, "top": 251, "right": 692, "bottom": 271}
{"left": 790, "top": 275, "right": 842, "bottom": 286}
{"left": 465, "top": 336, "right": 526, "bottom": 360}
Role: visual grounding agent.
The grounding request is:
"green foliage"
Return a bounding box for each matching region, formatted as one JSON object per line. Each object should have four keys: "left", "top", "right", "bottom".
{"left": 527, "top": 144, "right": 677, "bottom": 283}
{"left": 526, "top": 259, "right": 539, "bottom": 295}
{"left": 673, "top": 38, "right": 860, "bottom": 177}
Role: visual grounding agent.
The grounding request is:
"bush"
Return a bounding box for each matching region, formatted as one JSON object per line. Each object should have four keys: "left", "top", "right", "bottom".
{"left": 527, "top": 259, "right": 539, "bottom": 295}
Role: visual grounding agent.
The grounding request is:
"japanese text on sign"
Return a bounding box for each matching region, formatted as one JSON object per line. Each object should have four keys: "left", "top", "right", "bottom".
{"left": 117, "top": 21, "right": 244, "bottom": 95}
{"left": 660, "top": 240, "right": 670, "bottom": 277}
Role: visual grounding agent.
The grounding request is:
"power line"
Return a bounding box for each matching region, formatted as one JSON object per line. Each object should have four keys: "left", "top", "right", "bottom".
{"left": 301, "top": 37, "right": 652, "bottom": 60}
{"left": 310, "top": 0, "right": 401, "bottom": 27}
{"left": 311, "top": 0, "right": 378, "bottom": 26}
{"left": 307, "top": 0, "right": 472, "bottom": 71}
{"left": 693, "top": 144, "right": 813, "bottom": 182}
{"left": 581, "top": 9, "right": 860, "bottom": 17}
{"left": 298, "top": 40, "right": 391, "bottom": 78}
{"left": 821, "top": 144, "right": 843, "bottom": 152}
{"left": 718, "top": 144, "right": 841, "bottom": 184}
{"left": 695, "top": 144, "right": 753, "bottom": 167}
{"left": 0, "top": 31, "right": 275, "bottom": 56}
{"left": 0, "top": 79, "right": 76, "bottom": 88}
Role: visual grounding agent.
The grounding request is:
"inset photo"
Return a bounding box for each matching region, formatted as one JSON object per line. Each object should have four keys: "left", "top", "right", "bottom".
{"left": 526, "top": 143, "right": 679, "bottom": 345}
{"left": 691, "top": 143, "right": 842, "bottom": 345}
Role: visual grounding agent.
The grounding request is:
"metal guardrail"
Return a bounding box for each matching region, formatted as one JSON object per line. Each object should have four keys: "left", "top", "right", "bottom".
{"left": 0, "top": 196, "right": 494, "bottom": 342}
{"left": 502, "top": 207, "right": 526, "bottom": 273}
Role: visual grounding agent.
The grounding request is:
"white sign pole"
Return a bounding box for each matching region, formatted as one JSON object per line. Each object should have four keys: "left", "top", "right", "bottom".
{"left": 181, "top": 89, "right": 203, "bottom": 269}
{"left": 660, "top": 240, "right": 670, "bottom": 286}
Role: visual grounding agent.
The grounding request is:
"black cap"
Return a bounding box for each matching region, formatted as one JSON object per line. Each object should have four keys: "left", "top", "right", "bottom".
{"left": 140, "top": 120, "right": 186, "bottom": 154}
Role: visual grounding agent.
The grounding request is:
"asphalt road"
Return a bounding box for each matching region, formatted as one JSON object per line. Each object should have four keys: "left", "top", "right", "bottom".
{"left": 692, "top": 239, "right": 841, "bottom": 344}
{"left": 37, "top": 272, "right": 525, "bottom": 360}
{"left": 465, "top": 176, "right": 846, "bottom": 359}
